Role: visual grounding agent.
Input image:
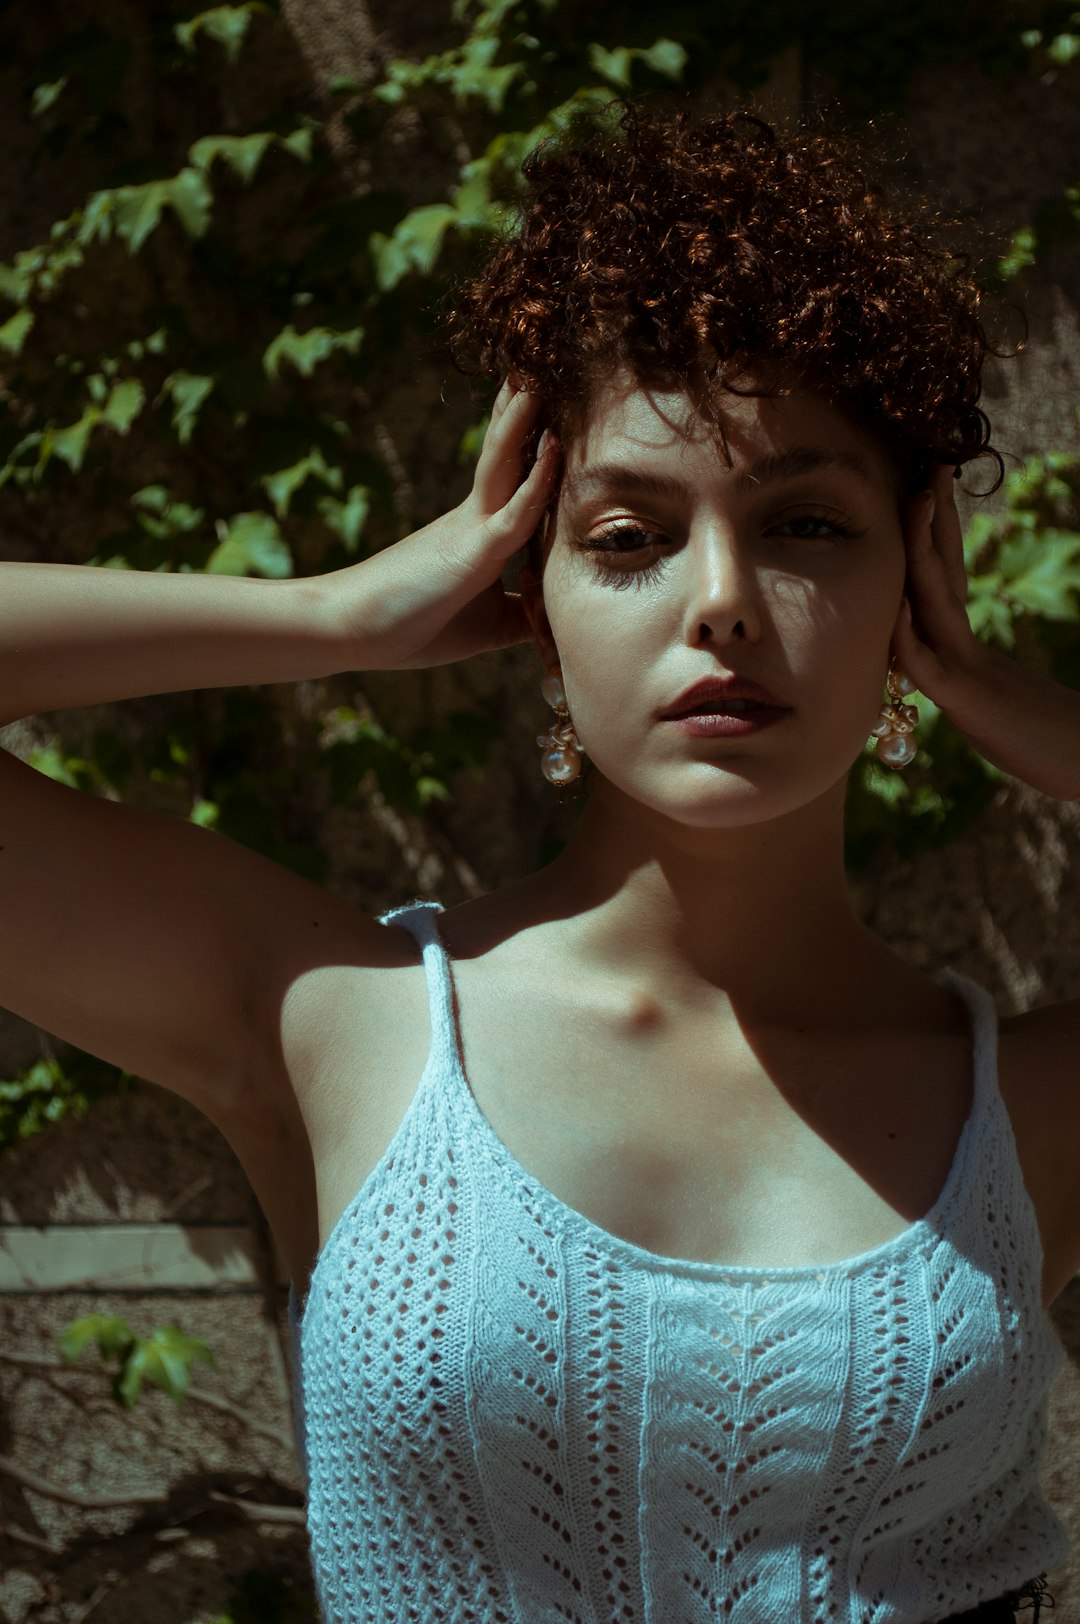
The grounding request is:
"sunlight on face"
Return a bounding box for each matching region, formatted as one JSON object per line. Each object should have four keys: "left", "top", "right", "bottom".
{"left": 535, "top": 380, "right": 908, "bottom": 829}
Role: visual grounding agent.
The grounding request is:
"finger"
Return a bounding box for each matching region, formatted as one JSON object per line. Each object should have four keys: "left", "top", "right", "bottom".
{"left": 479, "top": 431, "right": 560, "bottom": 559}
{"left": 902, "top": 488, "right": 937, "bottom": 568}
{"left": 931, "top": 463, "right": 968, "bottom": 604}
{"left": 902, "top": 489, "right": 946, "bottom": 604}
{"left": 474, "top": 387, "right": 545, "bottom": 513}
{"left": 489, "top": 375, "right": 519, "bottom": 427}
{"left": 891, "top": 596, "right": 944, "bottom": 696}
{"left": 902, "top": 487, "right": 969, "bottom": 649}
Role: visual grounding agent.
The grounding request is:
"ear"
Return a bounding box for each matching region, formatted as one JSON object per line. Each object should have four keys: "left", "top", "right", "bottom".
{"left": 519, "top": 560, "right": 560, "bottom": 672}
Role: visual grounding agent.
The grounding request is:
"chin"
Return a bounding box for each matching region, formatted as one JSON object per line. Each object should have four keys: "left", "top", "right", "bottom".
{"left": 595, "top": 755, "right": 855, "bottom": 831}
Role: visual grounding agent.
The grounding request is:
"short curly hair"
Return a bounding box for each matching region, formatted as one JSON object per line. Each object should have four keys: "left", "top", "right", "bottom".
{"left": 449, "top": 101, "right": 1001, "bottom": 494}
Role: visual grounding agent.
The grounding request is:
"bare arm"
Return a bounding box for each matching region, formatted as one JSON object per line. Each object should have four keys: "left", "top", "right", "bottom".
{"left": 0, "top": 384, "right": 557, "bottom": 725}
{"left": 0, "top": 383, "right": 555, "bottom": 1129}
{"left": 0, "top": 564, "right": 342, "bottom": 725}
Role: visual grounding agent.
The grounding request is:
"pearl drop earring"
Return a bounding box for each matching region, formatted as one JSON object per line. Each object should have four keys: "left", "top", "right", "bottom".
{"left": 870, "top": 660, "right": 919, "bottom": 769}
{"left": 536, "top": 668, "right": 584, "bottom": 784}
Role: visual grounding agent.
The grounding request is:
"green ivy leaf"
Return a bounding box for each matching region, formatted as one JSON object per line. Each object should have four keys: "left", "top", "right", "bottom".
{"left": 58, "top": 1314, "right": 135, "bottom": 1365}
{"left": 30, "top": 77, "right": 69, "bottom": 118}
{"left": 279, "top": 126, "right": 315, "bottom": 163}
{"left": 159, "top": 371, "right": 215, "bottom": 444}
{"left": 453, "top": 34, "right": 522, "bottom": 109}
{"left": 29, "top": 745, "right": 85, "bottom": 788}
{"left": 996, "top": 224, "right": 1038, "bottom": 282}
{"left": 101, "top": 377, "right": 146, "bottom": 434}
{"left": 998, "top": 529, "right": 1080, "bottom": 618}
{"left": 1048, "top": 32, "right": 1080, "bottom": 65}
{"left": 0, "top": 430, "right": 44, "bottom": 490}
{"left": 189, "top": 132, "right": 274, "bottom": 185}
{"left": 415, "top": 775, "right": 450, "bottom": 806}
{"left": 317, "top": 484, "right": 370, "bottom": 552}
{"left": 261, "top": 445, "right": 343, "bottom": 518}
{"left": 206, "top": 511, "right": 294, "bottom": 577}
{"left": 459, "top": 413, "right": 490, "bottom": 464}
{"left": 108, "top": 186, "right": 168, "bottom": 253}
{"left": 262, "top": 322, "right": 363, "bottom": 379}
{"left": 86, "top": 170, "right": 214, "bottom": 254}
{"left": 45, "top": 409, "right": 101, "bottom": 473}
{"left": 77, "top": 191, "right": 114, "bottom": 246}
{"left": 370, "top": 203, "right": 457, "bottom": 291}
{"left": 174, "top": 3, "right": 271, "bottom": 63}
{"left": 0, "top": 1053, "right": 128, "bottom": 1149}
{"left": 116, "top": 1324, "right": 215, "bottom": 1410}
{"left": 0, "top": 308, "right": 34, "bottom": 356}
{"left": 638, "top": 37, "right": 689, "bottom": 80}
{"left": 133, "top": 484, "right": 206, "bottom": 540}
{"left": 0, "top": 260, "right": 34, "bottom": 304}
{"left": 966, "top": 584, "right": 1017, "bottom": 648}
{"left": 587, "top": 43, "right": 634, "bottom": 87}
{"left": 190, "top": 797, "right": 220, "bottom": 827}
{"left": 166, "top": 168, "right": 216, "bottom": 239}
{"left": 588, "top": 38, "right": 687, "bottom": 89}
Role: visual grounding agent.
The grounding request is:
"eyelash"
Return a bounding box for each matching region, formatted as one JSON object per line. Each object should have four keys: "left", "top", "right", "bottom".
{"left": 577, "top": 513, "right": 865, "bottom": 588}
{"left": 580, "top": 525, "right": 666, "bottom": 589}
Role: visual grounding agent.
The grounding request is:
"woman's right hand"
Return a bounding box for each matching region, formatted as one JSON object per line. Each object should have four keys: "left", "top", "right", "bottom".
{"left": 333, "top": 381, "right": 560, "bottom": 672}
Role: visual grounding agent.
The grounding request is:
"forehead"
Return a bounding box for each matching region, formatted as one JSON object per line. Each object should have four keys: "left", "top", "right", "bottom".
{"left": 562, "top": 381, "right": 896, "bottom": 497}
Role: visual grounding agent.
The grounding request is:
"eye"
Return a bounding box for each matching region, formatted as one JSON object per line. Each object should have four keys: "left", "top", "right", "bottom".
{"left": 769, "top": 510, "right": 864, "bottom": 545}
{"left": 575, "top": 522, "right": 671, "bottom": 589}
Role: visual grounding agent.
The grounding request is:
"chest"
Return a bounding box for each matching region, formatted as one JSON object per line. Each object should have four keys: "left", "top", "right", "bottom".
{"left": 304, "top": 957, "right": 977, "bottom": 1281}
{"left": 453, "top": 966, "right": 980, "bottom": 1270}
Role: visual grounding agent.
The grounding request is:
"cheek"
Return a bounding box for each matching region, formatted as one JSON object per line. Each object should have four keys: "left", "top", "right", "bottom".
{"left": 543, "top": 565, "right": 674, "bottom": 698}
{"left": 781, "top": 538, "right": 905, "bottom": 651}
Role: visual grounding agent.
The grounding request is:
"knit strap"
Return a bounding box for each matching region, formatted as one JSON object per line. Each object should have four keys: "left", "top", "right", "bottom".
{"left": 934, "top": 967, "right": 999, "bottom": 1100}
{"left": 378, "top": 899, "right": 459, "bottom": 1074}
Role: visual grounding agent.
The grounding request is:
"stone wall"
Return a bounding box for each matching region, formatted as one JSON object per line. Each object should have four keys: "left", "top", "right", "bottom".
{"left": 1, "top": 6, "right": 1079, "bottom": 1621}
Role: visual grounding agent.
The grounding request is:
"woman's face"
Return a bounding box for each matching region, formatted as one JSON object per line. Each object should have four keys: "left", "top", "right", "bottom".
{"left": 524, "top": 379, "right": 910, "bottom": 829}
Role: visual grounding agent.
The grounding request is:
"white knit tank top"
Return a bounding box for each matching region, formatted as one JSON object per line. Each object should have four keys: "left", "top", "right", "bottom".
{"left": 287, "top": 900, "right": 1069, "bottom": 1624}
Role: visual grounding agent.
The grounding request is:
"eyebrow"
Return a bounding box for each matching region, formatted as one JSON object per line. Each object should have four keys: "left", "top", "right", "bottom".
{"left": 563, "top": 445, "right": 875, "bottom": 504}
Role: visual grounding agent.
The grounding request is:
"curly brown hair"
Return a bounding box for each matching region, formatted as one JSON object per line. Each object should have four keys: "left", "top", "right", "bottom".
{"left": 449, "top": 101, "right": 1001, "bottom": 494}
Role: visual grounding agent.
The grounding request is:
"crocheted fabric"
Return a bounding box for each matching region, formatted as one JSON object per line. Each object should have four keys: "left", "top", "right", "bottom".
{"left": 286, "top": 901, "right": 1069, "bottom": 1624}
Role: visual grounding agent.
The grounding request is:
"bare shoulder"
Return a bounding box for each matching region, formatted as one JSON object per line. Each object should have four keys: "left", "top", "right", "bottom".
{"left": 238, "top": 886, "right": 433, "bottom": 1290}
{"left": 244, "top": 883, "right": 432, "bottom": 1160}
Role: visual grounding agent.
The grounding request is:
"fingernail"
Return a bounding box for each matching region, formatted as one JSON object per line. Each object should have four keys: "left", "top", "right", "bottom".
{"left": 537, "top": 429, "right": 552, "bottom": 458}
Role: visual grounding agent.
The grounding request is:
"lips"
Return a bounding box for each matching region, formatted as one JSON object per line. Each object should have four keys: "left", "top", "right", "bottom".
{"left": 660, "top": 676, "right": 788, "bottom": 720}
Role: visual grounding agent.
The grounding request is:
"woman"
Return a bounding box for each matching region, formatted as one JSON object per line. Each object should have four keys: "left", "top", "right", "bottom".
{"left": 1, "top": 104, "right": 1077, "bottom": 1622}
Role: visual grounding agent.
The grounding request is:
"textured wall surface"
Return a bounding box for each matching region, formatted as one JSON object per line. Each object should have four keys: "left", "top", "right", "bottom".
{"left": 1, "top": 8, "right": 1079, "bottom": 1622}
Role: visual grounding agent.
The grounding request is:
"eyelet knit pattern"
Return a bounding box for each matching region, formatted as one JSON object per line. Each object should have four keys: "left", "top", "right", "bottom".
{"left": 287, "top": 901, "right": 1068, "bottom": 1624}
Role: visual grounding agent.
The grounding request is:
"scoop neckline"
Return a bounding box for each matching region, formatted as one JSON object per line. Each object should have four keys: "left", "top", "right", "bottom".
{"left": 291, "top": 909, "right": 990, "bottom": 1326}
{"left": 426, "top": 906, "right": 989, "bottom": 1284}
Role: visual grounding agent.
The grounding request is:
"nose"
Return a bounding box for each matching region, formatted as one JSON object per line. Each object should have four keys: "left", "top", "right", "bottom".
{"left": 680, "top": 522, "right": 763, "bottom": 648}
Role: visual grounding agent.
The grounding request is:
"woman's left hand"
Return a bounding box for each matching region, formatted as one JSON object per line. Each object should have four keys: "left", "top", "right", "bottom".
{"left": 891, "top": 463, "right": 1080, "bottom": 801}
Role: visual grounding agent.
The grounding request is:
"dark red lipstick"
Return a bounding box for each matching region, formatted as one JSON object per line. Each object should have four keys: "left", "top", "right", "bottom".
{"left": 659, "top": 676, "right": 791, "bottom": 738}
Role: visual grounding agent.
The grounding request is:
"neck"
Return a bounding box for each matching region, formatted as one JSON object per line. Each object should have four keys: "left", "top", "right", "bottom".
{"left": 525, "top": 774, "right": 895, "bottom": 1024}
